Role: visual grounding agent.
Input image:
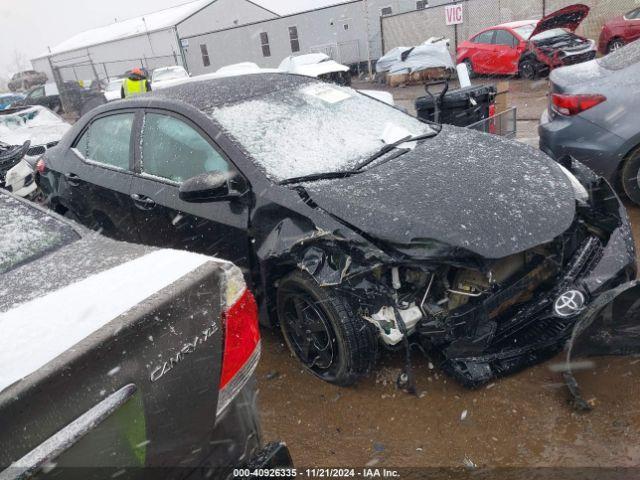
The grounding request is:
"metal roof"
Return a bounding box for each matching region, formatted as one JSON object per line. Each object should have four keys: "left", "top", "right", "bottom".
{"left": 35, "top": 0, "right": 358, "bottom": 60}
{"left": 35, "top": 0, "right": 213, "bottom": 58}
{"left": 249, "top": 0, "right": 354, "bottom": 16}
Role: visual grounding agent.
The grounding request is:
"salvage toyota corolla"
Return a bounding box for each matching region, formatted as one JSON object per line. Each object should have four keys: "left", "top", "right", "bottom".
{"left": 38, "top": 73, "right": 636, "bottom": 388}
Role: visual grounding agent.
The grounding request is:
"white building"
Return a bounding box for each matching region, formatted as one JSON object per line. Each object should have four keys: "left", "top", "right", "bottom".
{"left": 31, "top": 0, "right": 440, "bottom": 82}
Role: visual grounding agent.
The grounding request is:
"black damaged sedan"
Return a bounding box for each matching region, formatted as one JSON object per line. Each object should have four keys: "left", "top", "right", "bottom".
{"left": 38, "top": 73, "right": 636, "bottom": 388}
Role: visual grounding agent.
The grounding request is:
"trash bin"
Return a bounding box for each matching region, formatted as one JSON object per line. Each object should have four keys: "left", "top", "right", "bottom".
{"left": 415, "top": 84, "right": 497, "bottom": 127}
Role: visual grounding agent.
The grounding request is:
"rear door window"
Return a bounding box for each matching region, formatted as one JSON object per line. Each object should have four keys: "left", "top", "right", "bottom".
{"left": 74, "top": 113, "right": 134, "bottom": 170}
{"left": 140, "top": 113, "right": 230, "bottom": 183}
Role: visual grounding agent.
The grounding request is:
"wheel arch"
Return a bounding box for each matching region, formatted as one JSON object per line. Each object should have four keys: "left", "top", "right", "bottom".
{"left": 617, "top": 140, "right": 640, "bottom": 183}
{"left": 608, "top": 36, "right": 624, "bottom": 47}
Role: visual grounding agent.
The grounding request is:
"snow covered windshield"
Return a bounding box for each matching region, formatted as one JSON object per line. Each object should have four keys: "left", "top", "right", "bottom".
{"left": 0, "top": 107, "right": 62, "bottom": 130}
{"left": 0, "top": 195, "right": 79, "bottom": 274}
{"left": 211, "top": 83, "right": 432, "bottom": 182}
{"left": 513, "top": 24, "right": 536, "bottom": 39}
{"left": 531, "top": 28, "right": 571, "bottom": 41}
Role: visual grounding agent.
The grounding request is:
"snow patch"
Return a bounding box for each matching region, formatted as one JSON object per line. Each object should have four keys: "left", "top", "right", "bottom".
{"left": 0, "top": 249, "right": 210, "bottom": 394}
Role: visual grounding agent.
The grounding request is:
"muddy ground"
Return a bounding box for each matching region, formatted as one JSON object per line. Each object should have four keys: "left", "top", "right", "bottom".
{"left": 257, "top": 78, "right": 640, "bottom": 471}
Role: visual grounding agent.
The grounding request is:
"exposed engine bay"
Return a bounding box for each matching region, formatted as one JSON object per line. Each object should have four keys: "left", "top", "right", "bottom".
{"left": 530, "top": 32, "right": 597, "bottom": 68}
{"left": 290, "top": 159, "right": 636, "bottom": 389}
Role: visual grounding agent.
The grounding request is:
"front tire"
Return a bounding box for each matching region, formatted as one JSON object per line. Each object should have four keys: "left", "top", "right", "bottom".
{"left": 608, "top": 38, "right": 625, "bottom": 54}
{"left": 519, "top": 59, "right": 537, "bottom": 80}
{"left": 621, "top": 146, "right": 640, "bottom": 205}
{"left": 277, "top": 270, "right": 377, "bottom": 386}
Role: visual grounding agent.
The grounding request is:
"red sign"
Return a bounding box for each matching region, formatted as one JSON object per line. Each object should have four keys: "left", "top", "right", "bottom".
{"left": 445, "top": 4, "right": 464, "bottom": 25}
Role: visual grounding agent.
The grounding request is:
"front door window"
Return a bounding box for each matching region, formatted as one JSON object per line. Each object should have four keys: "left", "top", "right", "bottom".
{"left": 141, "top": 113, "right": 230, "bottom": 183}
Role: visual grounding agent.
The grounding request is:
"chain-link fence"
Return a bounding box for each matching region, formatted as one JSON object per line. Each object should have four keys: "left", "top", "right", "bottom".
{"left": 309, "top": 40, "right": 362, "bottom": 66}
{"left": 382, "top": 0, "right": 640, "bottom": 54}
{"left": 46, "top": 53, "right": 181, "bottom": 117}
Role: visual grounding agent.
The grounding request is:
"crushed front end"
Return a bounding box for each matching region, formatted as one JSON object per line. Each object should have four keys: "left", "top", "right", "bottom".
{"left": 530, "top": 35, "right": 597, "bottom": 72}
{"left": 415, "top": 161, "right": 635, "bottom": 386}
{"left": 309, "top": 160, "right": 637, "bottom": 388}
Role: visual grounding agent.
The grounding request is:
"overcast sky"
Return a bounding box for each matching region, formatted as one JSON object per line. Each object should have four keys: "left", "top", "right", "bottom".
{"left": 0, "top": 0, "right": 186, "bottom": 76}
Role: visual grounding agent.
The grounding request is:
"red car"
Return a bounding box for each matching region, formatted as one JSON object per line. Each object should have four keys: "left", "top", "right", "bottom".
{"left": 599, "top": 7, "right": 640, "bottom": 54}
{"left": 457, "top": 4, "right": 596, "bottom": 79}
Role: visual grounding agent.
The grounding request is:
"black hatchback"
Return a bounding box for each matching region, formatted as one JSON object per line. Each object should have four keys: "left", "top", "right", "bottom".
{"left": 39, "top": 73, "right": 636, "bottom": 389}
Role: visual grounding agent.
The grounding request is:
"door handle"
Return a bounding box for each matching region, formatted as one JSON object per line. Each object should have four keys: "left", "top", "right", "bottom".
{"left": 65, "top": 173, "right": 81, "bottom": 187}
{"left": 131, "top": 193, "right": 156, "bottom": 210}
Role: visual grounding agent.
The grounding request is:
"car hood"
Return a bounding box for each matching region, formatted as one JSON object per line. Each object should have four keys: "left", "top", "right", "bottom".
{"left": 301, "top": 125, "right": 577, "bottom": 259}
{"left": 0, "top": 123, "right": 70, "bottom": 147}
{"left": 531, "top": 4, "right": 590, "bottom": 37}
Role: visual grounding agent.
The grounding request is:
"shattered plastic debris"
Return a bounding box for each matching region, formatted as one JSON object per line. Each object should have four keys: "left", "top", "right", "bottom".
{"left": 463, "top": 455, "right": 477, "bottom": 469}
{"left": 563, "top": 280, "right": 640, "bottom": 410}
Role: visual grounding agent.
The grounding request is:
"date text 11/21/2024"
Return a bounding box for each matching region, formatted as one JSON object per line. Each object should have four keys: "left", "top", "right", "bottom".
{"left": 233, "top": 468, "right": 401, "bottom": 478}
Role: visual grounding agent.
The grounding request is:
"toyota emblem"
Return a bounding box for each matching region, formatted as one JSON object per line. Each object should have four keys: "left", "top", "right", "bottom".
{"left": 554, "top": 290, "right": 586, "bottom": 318}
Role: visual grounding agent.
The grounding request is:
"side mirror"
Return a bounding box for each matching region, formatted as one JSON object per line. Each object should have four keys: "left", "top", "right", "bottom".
{"left": 179, "top": 171, "right": 247, "bottom": 203}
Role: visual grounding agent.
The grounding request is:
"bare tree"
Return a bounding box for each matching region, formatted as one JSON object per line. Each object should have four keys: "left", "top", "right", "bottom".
{"left": 10, "top": 49, "right": 30, "bottom": 74}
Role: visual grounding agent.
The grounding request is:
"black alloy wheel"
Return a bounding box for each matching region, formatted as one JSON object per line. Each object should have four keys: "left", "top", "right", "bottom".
{"left": 519, "top": 60, "right": 537, "bottom": 80}
{"left": 281, "top": 289, "right": 336, "bottom": 371}
{"left": 277, "top": 271, "right": 377, "bottom": 386}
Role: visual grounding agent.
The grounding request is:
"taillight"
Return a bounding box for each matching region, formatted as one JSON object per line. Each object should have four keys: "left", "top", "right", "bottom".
{"left": 217, "top": 268, "right": 260, "bottom": 415}
{"left": 36, "top": 157, "right": 46, "bottom": 174}
{"left": 551, "top": 93, "right": 606, "bottom": 116}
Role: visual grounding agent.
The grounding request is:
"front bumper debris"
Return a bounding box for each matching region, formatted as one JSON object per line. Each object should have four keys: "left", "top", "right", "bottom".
{"left": 433, "top": 207, "right": 636, "bottom": 388}
{"left": 563, "top": 281, "right": 640, "bottom": 410}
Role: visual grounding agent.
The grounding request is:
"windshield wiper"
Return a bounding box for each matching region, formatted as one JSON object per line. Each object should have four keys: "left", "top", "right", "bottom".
{"left": 351, "top": 131, "right": 440, "bottom": 172}
{"left": 279, "top": 170, "right": 360, "bottom": 186}
{"left": 278, "top": 130, "right": 440, "bottom": 186}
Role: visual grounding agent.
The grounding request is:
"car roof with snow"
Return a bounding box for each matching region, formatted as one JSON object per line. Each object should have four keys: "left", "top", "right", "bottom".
{"left": 148, "top": 72, "right": 314, "bottom": 109}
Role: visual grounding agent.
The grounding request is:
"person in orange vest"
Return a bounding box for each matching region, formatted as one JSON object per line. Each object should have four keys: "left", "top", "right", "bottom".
{"left": 120, "top": 68, "right": 151, "bottom": 99}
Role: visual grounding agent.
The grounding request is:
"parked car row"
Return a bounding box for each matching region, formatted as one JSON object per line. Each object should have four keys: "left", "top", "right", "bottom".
{"left": 457, "top": 3, "right": 638, "bottom": 79}
{"left": 457, "top": 4, "right": 596, "bottom": 79}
